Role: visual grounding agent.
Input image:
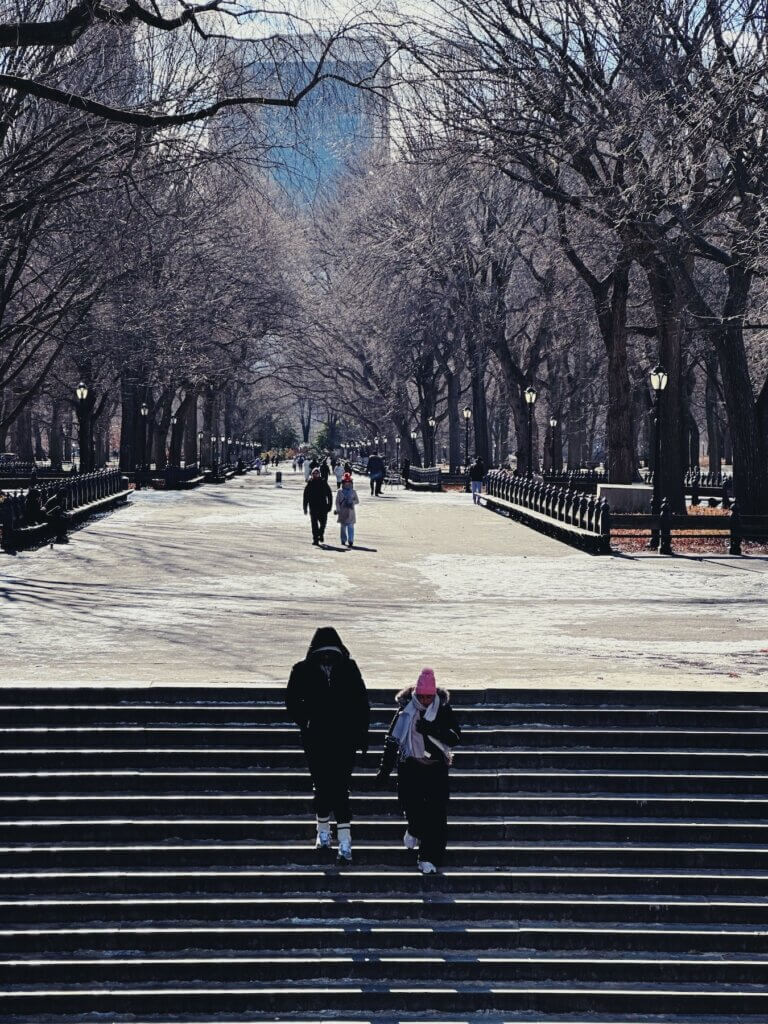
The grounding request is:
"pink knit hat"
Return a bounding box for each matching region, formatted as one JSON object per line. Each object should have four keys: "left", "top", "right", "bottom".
{"left": 415, "top": 668, "right": 436, "bottom": 696}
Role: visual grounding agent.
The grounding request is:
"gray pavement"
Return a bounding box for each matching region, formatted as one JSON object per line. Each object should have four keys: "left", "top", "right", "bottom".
{"left": 1, "top": 471, "right": 766, "bottom": 689}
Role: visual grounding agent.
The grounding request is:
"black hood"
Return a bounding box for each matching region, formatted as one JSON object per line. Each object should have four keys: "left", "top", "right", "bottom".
{"left": 307, "top": 627, "right": 349, "bottom": 659}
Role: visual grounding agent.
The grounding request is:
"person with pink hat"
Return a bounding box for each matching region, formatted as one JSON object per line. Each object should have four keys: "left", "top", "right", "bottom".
{"left": 376, "top": 667, "right": 462, "bottom": 874}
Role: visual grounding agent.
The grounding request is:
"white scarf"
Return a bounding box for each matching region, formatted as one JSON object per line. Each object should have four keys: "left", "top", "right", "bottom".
{"left": 392, "top": 693, "right": 452, "bottom": 765}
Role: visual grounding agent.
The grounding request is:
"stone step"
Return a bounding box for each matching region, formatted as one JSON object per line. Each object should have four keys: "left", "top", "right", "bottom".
{"left": 3, "top": 747, "right": 768, "bottom": 773}
{"left": 3, "top": 725, "right": 767, "bottom": 750}
{"left": 4, "top": 894, "right": 768, "bottom": 928}
{"left": 4, "top": 685, "right": 768, "bottom": 708}
{"left": 3, "top": 792, "right": 767, "bottom": 820}
{"left": 3, "top": 769, "right": 767, "bottom": 796}
{"left": 2, "top": 922, "right": 764, "bottom": 956}
{"left": 5, "top": 704, "right": 768, "bottom": 729}
{"left": 2, "top": 951, "right": 767, "bottom": 986}
{"left": 2, "top": 981, "right": 767, "bottom": 1019}
{"left": 3, "top": 841, "right": 766, "bottom": 872}
{"left": 6, "top": 817, "right": 767, "bottom": 845}
{"left": 2, "top": 867, "right": 767, "bottom": 900}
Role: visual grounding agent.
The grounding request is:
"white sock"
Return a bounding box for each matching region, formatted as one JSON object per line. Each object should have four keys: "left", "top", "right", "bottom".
{"left": 337, "top": 823, "right": 351, "bottom": 847}
{"left": 316, "top": 816, "right": 331, "bottom": 837}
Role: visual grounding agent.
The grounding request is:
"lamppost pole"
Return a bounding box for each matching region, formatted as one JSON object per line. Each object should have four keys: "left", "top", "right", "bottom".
{"left": 170, "top": 414, "right": 177, "bottom": 469}
{"left": 524, "top": 386, "right": 537, "bottom": 476}
{"left": 463, "top": 408, "right": 472, "bottom": 471}
{"left": 138, "top": 401, "right": 149, "bottom": 488}
{"left": 428, "top": 417, "right": 436, "bottom": 467}
{"left": 549, "top": 416, "right": 558, "bottom": 474}
{"left": 197, "top": 431, "right": 203, "bottom": 468}
{"left": 75, "top": 382, "right": 89, "bottom": 473}
{"left": 410, "top": 429, "right": 419, "bottom": 466}
{"left": 649, "top": 364, "right": 668, "bottom": 550}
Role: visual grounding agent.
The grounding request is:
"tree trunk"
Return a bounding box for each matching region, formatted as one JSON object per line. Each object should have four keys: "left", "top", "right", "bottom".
{"left": 644, "top": 259, "right": 687, "bottom": 513}
{"left": 49, "top": 400, "right": 64, "bottom": 471}
{"left": 445, "top": 368, "right": 462, "bottom": 471}
{"left": 184, "top": 392, "right": 199, "bottom": 465}
{"left": 704, "top": 348, "right": 721, "bottom": 475}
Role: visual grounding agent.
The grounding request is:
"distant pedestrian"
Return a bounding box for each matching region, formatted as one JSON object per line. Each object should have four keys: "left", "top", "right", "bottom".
{"left": 335, "top": 473, "right": 359, "bottom": 547}
{"left": 304, "top": 458, "right": 315, "bottom": 482}
{"left": 320, "top": 458, "right": 331, "bottom": 484}
{"left": 376, "top": 668, "right": 461, "bottom": 874}
{"left": 333, "top": 460, "right": 344, "bottom": 489}
{"left": 303, "top": 468, "right": 333, "bottom": 545}
{"left": 469, "top": 457, "right": 486, "bottom": 504}
{"left": 367, "top": 451, "right": 385, "bottom": 496}
{"left": 401, "top": 458, "right": 410, "bottom": 488}
{"left": 286, "top": 627, "right": 370, "bottom": 864}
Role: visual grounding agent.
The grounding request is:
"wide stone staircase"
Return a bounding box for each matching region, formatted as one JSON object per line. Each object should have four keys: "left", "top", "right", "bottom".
{"left": 1, "top": 685, "right": 767, "bottom": 1022}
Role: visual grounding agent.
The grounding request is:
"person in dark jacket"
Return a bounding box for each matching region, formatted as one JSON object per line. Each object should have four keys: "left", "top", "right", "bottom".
{"left": 469, "top": 457, "right": 486, "bottom": 504}
{"left": 367, "top": 452, "right": 385, "bottom": 496}
{"left": 377, "top": 669, "right": 461, "bottom": 874}
{"left": 303, "top": 469, "right": 333, "bottom": 545}
{"left": 286, "top": 627, "right": 370, "bottom": 863}
{"left": 401, "top": 458, "right": 411, "bottom": 488}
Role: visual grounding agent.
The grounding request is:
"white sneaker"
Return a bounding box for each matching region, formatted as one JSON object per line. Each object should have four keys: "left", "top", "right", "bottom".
{"left": 403, "top": 830, "right": 420, "bottom": 850}
{"left": 315, "top": 830, "right": 332, "bottom": 850}
{"left": 337, "top": 840, "right": 352, "bottom": 864}
{"left": 418, "top": 860, "right": 437, "bottom": 874}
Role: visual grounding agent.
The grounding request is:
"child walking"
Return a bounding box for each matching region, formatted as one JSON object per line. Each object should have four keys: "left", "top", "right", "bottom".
{"left": 335, "top": 472, "right": 359, "bottom": 547}
{"left": 376, "top": 669, "right": 461, "bottom": 874}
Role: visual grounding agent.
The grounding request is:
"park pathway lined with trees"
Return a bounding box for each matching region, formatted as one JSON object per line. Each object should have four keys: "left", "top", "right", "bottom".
{"left": 0, "top": 472, "right": 766, "bottom": 689}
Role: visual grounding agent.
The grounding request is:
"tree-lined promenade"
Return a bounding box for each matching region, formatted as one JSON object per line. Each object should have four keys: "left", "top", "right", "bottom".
{"left": 0, "top": 474, "right": 765, "bottom": 688}
{"left": 1, "top": 1, "right": 767, "bottom": 522}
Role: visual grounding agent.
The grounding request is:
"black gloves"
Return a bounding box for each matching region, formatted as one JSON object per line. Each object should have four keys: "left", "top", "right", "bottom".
{"left": 415, "top": 715, "right": 433, "bottom": 736}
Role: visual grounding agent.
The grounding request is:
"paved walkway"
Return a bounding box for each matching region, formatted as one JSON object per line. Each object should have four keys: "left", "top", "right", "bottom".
{"left": 1, "top": 472, "right": 766, "bottom": 689}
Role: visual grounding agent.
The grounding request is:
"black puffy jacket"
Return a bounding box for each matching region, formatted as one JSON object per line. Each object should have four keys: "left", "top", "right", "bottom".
{"left": 286, "top": 627, "right": 370, "bottom": 755}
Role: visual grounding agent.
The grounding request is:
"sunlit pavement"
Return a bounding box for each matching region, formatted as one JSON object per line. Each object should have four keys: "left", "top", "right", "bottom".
{"left": 1, "top": 471, "right": 766, "bottom": 689}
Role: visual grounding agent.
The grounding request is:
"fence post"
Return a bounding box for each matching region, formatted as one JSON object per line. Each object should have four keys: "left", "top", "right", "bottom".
{"left": 729, "top": 501, "right": 742, "bottom": 556}
{"left": 659, "top": 498, "right": 672, "bottom": 555}
{"left": 599, "top": 499, "right": 611, "bottom": 554}
{"left": 722, "top": 479, "right": 731, "bottom": 510}
{"left": 691, "top": 473, "right": 699, "bottom": 507}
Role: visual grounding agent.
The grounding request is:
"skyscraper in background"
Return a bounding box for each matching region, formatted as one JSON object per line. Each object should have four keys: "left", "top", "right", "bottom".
{"left": 223, "top": 33, "right": 390, "bottom": 201}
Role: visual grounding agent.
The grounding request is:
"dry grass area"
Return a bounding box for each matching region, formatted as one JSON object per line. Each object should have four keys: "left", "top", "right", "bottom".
{"left": 612, "top": 507, "right": 768, "bottom": 555}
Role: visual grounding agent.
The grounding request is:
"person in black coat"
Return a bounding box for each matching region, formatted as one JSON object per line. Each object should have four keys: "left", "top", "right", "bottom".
{"left": 377, "top": 669, "right": 461, "bottom": 874}
{"left": 367, "top": 452, "right": 385, "bottom": 496}
{"left": 469, "top": 457, "right": 486, "bottom": 504}
{"left": 286, "top": 627, "right": 370, "bottom": 863}
{"left": 302, "top": 469, "right": 333, "bottom": 545}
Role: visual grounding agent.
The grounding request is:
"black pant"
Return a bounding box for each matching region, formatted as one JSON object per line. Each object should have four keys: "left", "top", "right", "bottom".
{"left": 309, "top": 510, "right": 328, "bottom": 541}
{"left": 397, "top": 758, "right": 450, "bottom": 865}
{"left": 370, "top": 476, "right": 383, "bottom": 496}
{"left": 306, "top": 745, "right": 355, "bottom": 822}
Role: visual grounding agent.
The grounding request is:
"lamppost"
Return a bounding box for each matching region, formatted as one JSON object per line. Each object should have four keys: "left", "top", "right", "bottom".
{"left": 549, "top": 416, "right": 558, "bottom": 474}
{"left": 383, "top": 436, "right": 388, "bottom": 463}
{"left": 170, "top": 414, "right": 177, "bottom": 468}
{"left": 410, "top": 429, "right": 419, "bottom": 466}
{"left": 428, "top": 417, "right": 436, "bottom": 467}
{"left": 524, "top": 386, "right": 537, "bottom": 476}
{"left": 374, "top": 435, "right": 379, "bottom": 452}
{"left": 75, "top": 382, "right": 89, "bottom": 472}
{"left": 197, "top": 431, "right": 203, "bottom": 467}
{"left": 396, "top": 435, "right": 401, "bottom": 469}
{"left": 138, "top": 401, "right": 149, "bottom": 487}
{"left": 210, "top": 434, "right": 217, "bottom": 473}
{"left": 649, "top": 364, "right": 668, "bottom": 550}
{"left": 463, "top": 407, "right": 472, "bottom": 470}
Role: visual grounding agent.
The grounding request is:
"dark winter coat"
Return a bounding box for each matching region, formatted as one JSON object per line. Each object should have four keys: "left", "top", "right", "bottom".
{"left": 469, "top": 460, "right": 486, "bottom": 482}
{"left": 378, "top": 687, "right": 461, "bottom": 776}
{"left": 367, "top": 454, "right": 385, "bottom": 479}
{"left": 286, "top": 627, "right": 370, "bottom": 755}
{"left": 303, "top": 477, "right": 333, "bottom": 514}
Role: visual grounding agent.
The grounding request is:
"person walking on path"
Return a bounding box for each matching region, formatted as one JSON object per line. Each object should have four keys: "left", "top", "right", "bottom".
{"left": 303, "top": 468, "right": 333, "bottom": 545}
{"left": 286, "top": 627, "right": 370, "bottom": 864}
{"left": 335, "top": 473, "right": 359, "bottom": 547}
{"left": 333, "top": 460, "right": 345, "bottom": 489}
{"left": 469, "top": 457, "right": 486, "bottom": 504}
{"left": 376, "top": 669, "right": 461, "bottom": 874}
{"left": 401, "top": 457, "right": 410, "bottom": 488}
{"left": 367, "top": 451, "right": 385, "bottom": 496}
